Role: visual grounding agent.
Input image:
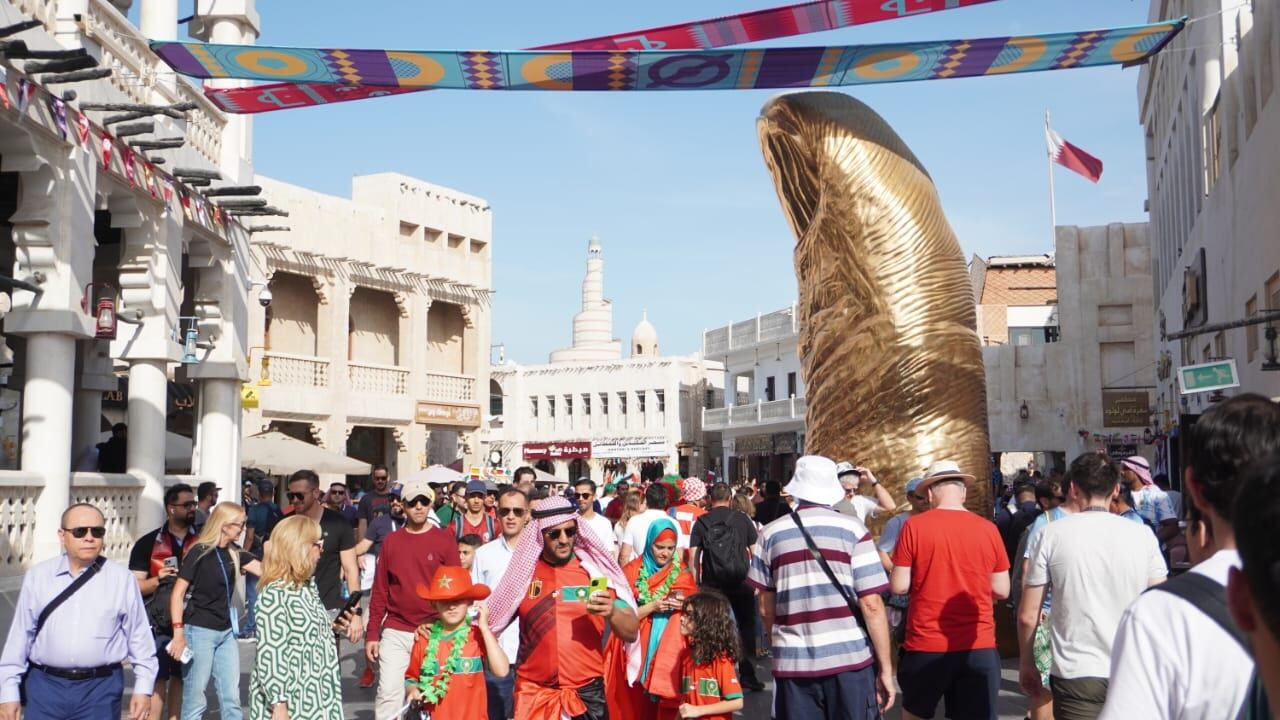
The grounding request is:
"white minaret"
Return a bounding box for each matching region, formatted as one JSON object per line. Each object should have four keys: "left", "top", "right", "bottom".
{"left": 550, "top": 236, "right": 623, "bottom": 363}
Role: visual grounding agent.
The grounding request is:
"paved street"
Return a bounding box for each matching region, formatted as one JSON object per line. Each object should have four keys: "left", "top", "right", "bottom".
{"left": 123, "top": 640, "right": 1031, "bottom": 719}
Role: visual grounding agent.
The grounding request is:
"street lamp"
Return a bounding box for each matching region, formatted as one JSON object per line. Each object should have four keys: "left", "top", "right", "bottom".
{"left": 1019, "top": 401, "right": 1029, "bottom": 420}
{"left": 488, "top": 449, "right": 502, "bottom": 467}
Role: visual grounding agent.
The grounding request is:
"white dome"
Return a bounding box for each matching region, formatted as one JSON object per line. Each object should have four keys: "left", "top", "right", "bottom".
{"left": 632, "top": 310, "right": 659, "bottom": 357}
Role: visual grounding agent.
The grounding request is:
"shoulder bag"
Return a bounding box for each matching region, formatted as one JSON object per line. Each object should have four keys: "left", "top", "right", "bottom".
{"left": 20, "top": 556, "right": 107, "bottom": 704}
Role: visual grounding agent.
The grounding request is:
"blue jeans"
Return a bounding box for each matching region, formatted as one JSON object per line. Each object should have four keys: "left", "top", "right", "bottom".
{"left": 486, "top": 664, "right": 515, "bottom": 720}
{"left": 242, "top": 572, "right": 260, "bottom": 637}
{"left": 181, "top": 625, "right": 243, "bottom": 720}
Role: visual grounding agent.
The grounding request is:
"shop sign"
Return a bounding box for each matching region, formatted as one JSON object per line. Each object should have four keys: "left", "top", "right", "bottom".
{"left": 773, "top": 432, "right": 798, "bottom": 454}
{"left": 592, "top": 437, "right": 668, "bottom": 458}
{"left": 415, "top": 401, "right": 482, "bottom": 428}
{"left": 1106, "top": 444, "right": 1139, "bottom": 462}
{"left": 522, "top": 441, "right": 591, "bottom": 461}
{"left": 735, "top": 434, "right": 773, "bottom": 455}
{"left": 1177, "top": 359, "right": 1239, "bottom": 395}
{"left": 1102, "top": 391, "right": 1151, "bottom": 428}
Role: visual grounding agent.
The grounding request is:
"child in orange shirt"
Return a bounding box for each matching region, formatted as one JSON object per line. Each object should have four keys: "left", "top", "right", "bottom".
{"left": 676, "top": 592, "right": 745, "bottom": 720}
{"left": 405, "top": 566, "right": 510, "bottom": 720}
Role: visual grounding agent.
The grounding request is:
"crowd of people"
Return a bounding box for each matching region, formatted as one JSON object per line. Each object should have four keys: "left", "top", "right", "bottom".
{"left": 0, "top": 393, "right": 1278, "bottom": 719}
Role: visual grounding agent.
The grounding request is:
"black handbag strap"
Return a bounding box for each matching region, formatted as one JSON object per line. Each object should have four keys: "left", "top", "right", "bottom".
{"left": 34, "top": 556, "right": 106, "bottom": 640}
{"left": 1147, "top": 570, "right": 1248, "bottom": 651}
{"left": 787, "top": 507, "right": 866, "bottom": 629}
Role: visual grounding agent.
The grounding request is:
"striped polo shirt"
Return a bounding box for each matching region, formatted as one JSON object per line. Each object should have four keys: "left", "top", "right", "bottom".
{"left": 747, "top": 504, "right": 889, "bottom": 678}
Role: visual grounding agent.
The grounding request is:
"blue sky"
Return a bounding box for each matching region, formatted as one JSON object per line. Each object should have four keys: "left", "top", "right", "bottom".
{"left": 167, "top": 1, "right": 1166, "bottom": 363}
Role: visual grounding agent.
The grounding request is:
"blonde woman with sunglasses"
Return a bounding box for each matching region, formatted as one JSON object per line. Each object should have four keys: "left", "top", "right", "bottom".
{"left": 249, "top": 515, "right": 345, "bottom": 720}
{"left": 168, "top": 502, "right": 262, "bottom": 720}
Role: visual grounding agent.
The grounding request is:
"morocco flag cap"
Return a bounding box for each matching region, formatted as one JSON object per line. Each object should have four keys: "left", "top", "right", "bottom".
{"left": 1046, "top": 126, "right": 1103, "bottom": 183}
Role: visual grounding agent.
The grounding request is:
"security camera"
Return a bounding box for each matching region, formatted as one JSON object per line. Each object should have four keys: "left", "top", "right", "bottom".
{"left": 257, "top": 286, "right": 272, "bottom": 307}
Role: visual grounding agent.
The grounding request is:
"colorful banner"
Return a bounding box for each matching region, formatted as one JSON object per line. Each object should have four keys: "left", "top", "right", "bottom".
{"left": 153, "top": 20, "right": 1185, "bottom": 95}
{"left": 194, "top": 0, "right": 1004, "bottom": 113}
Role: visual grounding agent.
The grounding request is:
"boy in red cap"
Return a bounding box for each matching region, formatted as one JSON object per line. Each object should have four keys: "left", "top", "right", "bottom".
{"left": 405, "top": 566, "right": 510, "bottom": 719}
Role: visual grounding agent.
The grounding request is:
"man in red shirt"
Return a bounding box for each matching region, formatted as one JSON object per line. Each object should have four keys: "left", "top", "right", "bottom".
{"left": 487, "top": 496, "right": 639, "bottom": 720}
{"left": 366, "top": 475, "right": 461, "bottom": 720}
{"left": 891, "top": 461, "right": 1011, "bottom": 720}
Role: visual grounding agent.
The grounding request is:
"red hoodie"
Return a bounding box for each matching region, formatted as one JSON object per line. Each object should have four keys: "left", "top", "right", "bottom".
{"left": 366, "top": 526, "right": 460, "bottom": 641}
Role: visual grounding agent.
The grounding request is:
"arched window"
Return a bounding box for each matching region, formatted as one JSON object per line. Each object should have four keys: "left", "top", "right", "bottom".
{"left": 489, "top": 379, "right": 504, "bottom": 416}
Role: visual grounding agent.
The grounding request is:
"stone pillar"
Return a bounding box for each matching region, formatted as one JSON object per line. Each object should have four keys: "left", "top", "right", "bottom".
{"left": 139, "top": 0, "right": 178, "bottom": 40}
{"left": 127, "top": 359, "right": 167, "bottom": 529}
{"left": 196, "top": 378, "right": 240, "bottom": 500}
{"left": 189, "top": 0, "right": 260, "bottom": 183}
{"left": 23, "top": 334, "right": 76, "bottom": 561}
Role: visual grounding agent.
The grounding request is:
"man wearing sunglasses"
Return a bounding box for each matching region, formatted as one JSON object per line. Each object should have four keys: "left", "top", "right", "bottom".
{"left": 366, "top": 476, "right": 461, "bottom": 720}
{"left": 472, "top": 488, "right": 531, "bottom": 720}
{"left": 0, "top": 503, "right": 156, "bottom": 720}
{"left": 487, "top": 496, "right": 638, "bottom": 720}
{"left": 573, "top": 480, "right": 617, "bottom": 557}
{"left": 128, "top": 484, "right": 198, "bottom": 720}
{"left": 287, "top": 470, "right": 362, "bottom": 638}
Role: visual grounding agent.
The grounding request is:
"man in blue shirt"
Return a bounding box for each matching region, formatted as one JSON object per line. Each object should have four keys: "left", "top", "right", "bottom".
{"left": 0, "top": 503, "right": 157, "bottom": 720}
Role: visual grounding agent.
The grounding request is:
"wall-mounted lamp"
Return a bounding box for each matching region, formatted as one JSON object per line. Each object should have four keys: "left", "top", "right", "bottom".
{"left": 82, "top": 283, "right": 117, "bottom": 340}
{"left": 177, "top": 316, "right": 201, "bottom": 364}
{"left": 1019, "top": 401, "right": 1030, "bottom": 420}
{"left": 248, "top": 346, "right": 271, "bottom": 386}
{"left": 1143, "top": 427, "right": 1154, "bottom": 445}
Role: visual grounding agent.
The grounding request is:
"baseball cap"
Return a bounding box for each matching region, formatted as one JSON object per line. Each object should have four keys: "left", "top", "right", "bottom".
{"left": 465, "top": 479, "right": 487, "bottom": 496}
{"left": 400, "top": 477, "right": 434, "bottom": 504}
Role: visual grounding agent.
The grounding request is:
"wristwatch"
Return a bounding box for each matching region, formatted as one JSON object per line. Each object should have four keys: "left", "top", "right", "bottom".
{"left": 350, "top": 607, "right": 363, "bottom": 616}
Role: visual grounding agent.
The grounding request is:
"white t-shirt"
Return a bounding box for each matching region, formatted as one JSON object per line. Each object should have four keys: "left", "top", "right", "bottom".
{"left": 471, "top": 535, "right": 519, "bottom": 663}
{"left": 850, "top": 495, "right": 882, "bottom": 523}
{"left": 1026, "top": 510, "right": 1167, "bottom": 680}
{"left": 580, "top": 512, "right": 616, "bottom": 555}
{"left": 1098, "top": 550, "right": 1251, "bottom": 720}
{"left": 622, "top": 509, "right": 675, "bottom": 558}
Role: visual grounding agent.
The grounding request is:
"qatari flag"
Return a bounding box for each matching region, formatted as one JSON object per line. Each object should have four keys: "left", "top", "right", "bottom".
{"left": 1045, "top": 125, "right": 1103, "bottom": 183}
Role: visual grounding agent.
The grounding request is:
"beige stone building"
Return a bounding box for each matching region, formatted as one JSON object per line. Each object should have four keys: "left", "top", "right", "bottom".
{"left": 976, "top": 223, "right": 1157, "bottom": 474}
{"left": 246, "top": 174, "right": 492, "bottom": 481}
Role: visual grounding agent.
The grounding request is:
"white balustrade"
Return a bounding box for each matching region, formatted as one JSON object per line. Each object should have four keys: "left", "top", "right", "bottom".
{"left": 72, "top": 473, "right": 141, "bottom": 563}
{"left": 759, "top": 307, "right": 798, "bottom": 342}
{"left": 78, "top": 0, "right": 226, "bottom": 165}
{"left": 265, "top": 352, "right": 331, "bottom": 388}
{"left": 0, "top": 474, "right": 42, "bottom": 580}
{"left": 349, "top": 361, "right": 410, "bottom": 395}
{"left": 704, "top": 327, "right": 729, "bottom": 356}
{"left": 423, "top": 371, "right": 476, "bottom": 403}
{"left": 12, "top": 0, "right": 54, "bottom": 32}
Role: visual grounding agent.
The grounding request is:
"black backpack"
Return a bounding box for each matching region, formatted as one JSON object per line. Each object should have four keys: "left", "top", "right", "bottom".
{"left": 696, "top": 514, "right": 749, "bottom": 588}
{"left": 146, "top": 575, "right": 177, "bottom": 630}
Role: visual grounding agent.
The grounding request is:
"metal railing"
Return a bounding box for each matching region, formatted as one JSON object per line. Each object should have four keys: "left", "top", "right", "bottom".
{"left": 423, "top": 371, "right": 476, "bottom": 404}
{"left": 702, "top": 396, "right": 807, "bottom": 430}
{"left": 704, "top": 305, "right": 797, "bottom": 356}
{"left": 349, "top": 361, "right": 410, "bottom": 395}
{"left": 265, "top": 351, "right": 330, "bottom": 388}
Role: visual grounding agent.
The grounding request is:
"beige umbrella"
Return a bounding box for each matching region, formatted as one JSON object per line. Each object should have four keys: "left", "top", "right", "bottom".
{"left": 532, "top": 467, "right": 562, "bottom": 485}
{"left": 241, "top": 431, "right": 371, "bottom": 475}
{"left": 400, "top": 465, "right": 465, "bottom": 487}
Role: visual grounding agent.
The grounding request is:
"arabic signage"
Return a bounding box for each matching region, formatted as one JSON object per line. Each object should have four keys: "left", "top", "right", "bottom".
{"left": 415, "top": 401, "right": 482, "bottom": 428}
{"left": 1101, "top": 391, "right": 1151, "bottom": 428}
{"left": 734, "top": 434, "right": 773, "bottom": 456}
{"left": 774, "top": 432, "right": 798, "bottom": 454}
{"left": 522, "top": 441, "right": 592, "bottom": 461}
{"left": 1106, "top": 444, "right": 1140, "bottom": 462}
{"left": 592, "top": 437, "right": 669, "bottom": 458}
{"left": 1177, "top": 359, "right": 1240, "bottom": 395}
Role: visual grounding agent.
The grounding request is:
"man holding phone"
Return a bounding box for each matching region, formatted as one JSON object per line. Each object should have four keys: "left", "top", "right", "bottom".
{"left": 128, "top": 483, "right": 199, "bottom": 720}
{"left": 486, "top": 496, "right": 639, "bottom": 720}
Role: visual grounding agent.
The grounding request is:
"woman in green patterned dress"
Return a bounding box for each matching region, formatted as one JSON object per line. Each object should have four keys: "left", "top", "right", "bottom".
{"left": 249, "top": 515, "right": 346, "bottom": 719}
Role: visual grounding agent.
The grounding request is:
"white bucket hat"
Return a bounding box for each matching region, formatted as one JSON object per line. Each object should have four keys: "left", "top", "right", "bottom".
{"left": 784, "top": 455, "right": 844, "bottom": 506}
{"left": 917, "top": 460, "right": 976, "bottom": 493}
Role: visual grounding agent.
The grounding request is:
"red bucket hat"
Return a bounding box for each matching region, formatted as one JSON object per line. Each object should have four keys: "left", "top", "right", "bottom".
{"left": 416, "top": 566, "right": 491, "bottom": 603}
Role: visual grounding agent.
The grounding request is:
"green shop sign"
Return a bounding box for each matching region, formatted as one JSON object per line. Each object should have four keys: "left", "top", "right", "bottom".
{"left": 1177, "top": 359, "right": 1239, "bottom": 395}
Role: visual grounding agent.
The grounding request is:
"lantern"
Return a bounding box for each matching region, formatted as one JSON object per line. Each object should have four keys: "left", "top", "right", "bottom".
{"left": 83, "top": 283, "right": 117, "bottom": 340}
{"left": 177, "top": 317, "right": 201, "bottom": 364}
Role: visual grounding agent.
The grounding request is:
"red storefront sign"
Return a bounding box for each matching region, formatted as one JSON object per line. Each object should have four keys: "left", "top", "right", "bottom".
{"left": 522, "top": 441, "right": 592, "bottom": 461}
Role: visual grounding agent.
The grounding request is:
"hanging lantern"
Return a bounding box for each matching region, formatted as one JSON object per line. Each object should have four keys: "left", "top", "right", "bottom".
{"left": 83, "top": 283, "right": 118, "bottom": 340}
{"left": 182, "top": 326, "right": 199, "bottom": 364}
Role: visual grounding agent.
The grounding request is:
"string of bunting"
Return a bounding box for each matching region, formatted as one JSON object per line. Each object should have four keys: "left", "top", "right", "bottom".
{"left": 0, "top": 61, "right": 236, "bottom": 235}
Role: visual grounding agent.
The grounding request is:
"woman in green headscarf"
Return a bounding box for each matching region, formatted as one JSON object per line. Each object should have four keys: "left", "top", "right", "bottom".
{"left": 605, "top": 517, "right": 698, "bottom": 720}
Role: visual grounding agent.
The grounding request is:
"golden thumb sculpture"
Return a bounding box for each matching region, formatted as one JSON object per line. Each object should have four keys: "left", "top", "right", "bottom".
{"left": 757, "top": 91, "right": 991, "bottom": 513}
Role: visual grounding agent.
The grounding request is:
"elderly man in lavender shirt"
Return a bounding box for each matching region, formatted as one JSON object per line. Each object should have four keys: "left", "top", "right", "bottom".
{"left": 0, "top": 503, "right": 156, "bottom": 720}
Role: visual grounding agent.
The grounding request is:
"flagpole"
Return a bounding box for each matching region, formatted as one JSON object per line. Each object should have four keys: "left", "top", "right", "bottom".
{"left": 1046, "top": 109, "right": 1058, "bottom": 245}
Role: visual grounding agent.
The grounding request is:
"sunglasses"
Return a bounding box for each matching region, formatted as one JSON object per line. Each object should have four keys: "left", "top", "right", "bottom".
{"left": 497, "top": 507, "right": 527, "bottom": 518}
{"left": 543, "top": 526, "right": 577, "bottom": 541}
{"left": 575, "top": 492, "right": 593, "bottom": 500}
{"left": 64, "top": 526, "right": 106, "bottom": 539}
{"left": 287, "top": 491, "right": 309, "bottom": 501}
{"left": 169, "top": 501, "right": 197, "bottom": 509}
{"left": 330, "top": 489, "right": 346, "bottom": 495}
{"left": 404, "top": 497, "right": 431, "bottom": 508}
